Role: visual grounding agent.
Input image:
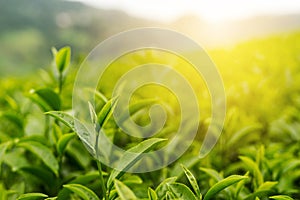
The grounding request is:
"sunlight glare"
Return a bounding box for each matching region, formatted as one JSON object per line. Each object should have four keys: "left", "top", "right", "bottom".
{"left": 73, "top": 0, "right": 300, "bottom": 23}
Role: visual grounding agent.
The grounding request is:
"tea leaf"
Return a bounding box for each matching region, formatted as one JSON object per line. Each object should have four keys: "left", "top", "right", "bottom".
{"left": 235, "top": 172, "right": 249, "bottom": 198}
{"left": 56, "top": 132, "right": 76, "bottom": 155}
{"left": 155, "top": 177, "right": 177, "bottom": 199}
{"left": 46, "top": 111, "right": 95, "bottom": 156}
{"left": 166, "top": 191, "right": 176, "bottom": 199}
{"left": 203, "top": 175, "right": 248, "bottom": 200}
{"left": 98, "top": 97, "right": 118, "bottom": 128}
{"left": 227, "top": 124, "right": 262, "bottom": 147}
{"left": 20, "top": 166, "right": 56, "bottom": 187}
{"left": 57, "top": 171, "right": 100, "bottom": 199}
{"left": 3, "top": 149, "right": 30, "bottom": 171}
{"left": 0, "top": 112, "right": 24, "bottom": 131}
{"left": 17, "top": 193, "right": 48, "bottom": 200}
{"left": 168, "top": 183, "right": 197, "bottom": 200}
{"left": 55, "top": 46, "right": 71, "bottom": 73}
{"left": 122, "top": 175, "right": 143, "bottom": 185}
{"left": 30, "top": 88, "right": 61, "bottom": 111}
{"left": 200, "top": 167, "right": 223, "bottom": 181}
{"left": 88, "top": 101, "right": 98, "bottom": 127}
{"left": 64, "top": 184, "right": 99, "bottom": 200}
{"left": 51, "top": 123, "right": 63, "bottom": 144}
{"left": 181, "top": 164, "right": 201, "bottom": 198}
{"left": 18, "top": 141, "right": 59, "bottom": 176}
{"left": 245, "top": 181, "right": 278, "bottom": 200}
{"left": 270, "top": 195, "right": 294, "bottom": 200}
{"left": 107, "top": 138, "right": 166, "bottom": 190}
{"left": 114, "top": 179, "right": 137, "bottom": 200}
{"left": 239, "top": 156, "right": 264, "bottom": 186}
{"left": 257, "top": 181, "right": 278, "bottom": 191}
{"left": 94, "top": 89, "right": 108, "bottom": 103}
{"left": 282, "top": 159, "right": 300, "bottom": 174}
{"left": 148, "top": 187, "right": 158, "bottom": 200}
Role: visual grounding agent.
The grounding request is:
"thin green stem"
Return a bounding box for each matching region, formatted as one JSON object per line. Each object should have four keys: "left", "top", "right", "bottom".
{"left": 95, "top": 131, "right": 108, "bottom": 200}
{"left": 58, "top": 72, "right": 63, "bottom": 94}
{"left": 96, "top": 159, "right": 108, "bottom": 200}
{"left": 44, "top": 115, "right": 50, "bottom": 139}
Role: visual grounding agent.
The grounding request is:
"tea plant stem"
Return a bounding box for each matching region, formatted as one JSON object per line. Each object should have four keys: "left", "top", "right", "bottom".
{"left": 94, "top": 124, "right": 107, "bottom": 199}
{"left": 96, "top": 159, "right": 108, "bottom": 200}
{"left": 58, "top": 73, "right": 63, "bottom": 94}
{"left": 44, "top": 115, "right": 50, "bottom": 139}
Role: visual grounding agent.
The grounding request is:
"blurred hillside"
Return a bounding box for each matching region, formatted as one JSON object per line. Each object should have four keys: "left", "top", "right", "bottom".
{"left": 0, "top": 0, "right": 158, "bottom": 76}
{"left": 1, "top": 0, "right": 300, "bottom": 77}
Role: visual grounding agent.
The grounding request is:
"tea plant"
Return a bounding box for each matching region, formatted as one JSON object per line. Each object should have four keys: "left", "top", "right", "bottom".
{"left": 1, "top": 32, "right": 299, "bottom": 200}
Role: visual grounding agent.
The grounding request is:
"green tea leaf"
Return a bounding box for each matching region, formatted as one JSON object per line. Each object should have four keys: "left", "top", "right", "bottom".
{"left": 256, "top": 145, "right": 265, "bottom": 169}
{"left": 203, "top": 175, "right": 248, "bottom": 200}
{"left": 235, "top": 171, "right": 249, "bottom": 199}
{"left": 55, "top": 46, "right": 71, "bottom": 73}
{"left": 88, "top": 101, "right": 98, "bottom": 127}
{"left": 4, "top": 95, "right": 19, "bottom": 110}
{"left": 166, "top": 191, "right": 176, "bottom": 199}
{"left": 108, "top": 189, "right": 118, "bottom": 200}
{"left": 155, "top": 177, "right": 177, "bottom": 199}
{"left": 181, "top": 165, "right": 201, "bottom": 198}
{"left": 51, "top": 123, "right": 63, "bottom": 144}
{"left": 257, "top": 181, "right": 278, "bottom": 191}
{"left": 245, "top": 181, "right": 278, "bottom": 200}
{"left": 66, "top": 140, "right": 92, "bottom": 168}
{"left": 10, "top": 181, "right": 25, "bottom": 197}
{"left": 148, "top": 187, "right": 158, "bottom": 200}
{"left": 20, "top": 166, "right": 56, "bottom": 187}
{"left": 57, "top": 171, "right": 100, "bottom": 199}
{"left": 56, "top": 132, "right": 76, "bottom": 155}
{"left": 282, "top": 159, "right": 300, "bottom": 174}
{"left": 95, "top": 91, "right": 108, "bottom": 103}
{"left": 114, "top": 179, "right": 137, "bottom": 200}
{"left": 122, "top": 175, "right": 143, "bottom": 185}
{"left": 0, "top": 112, "right": 24, "bottom": 131}
{"left": 30, "top": 88, "right": 61, "bottom": 111}
{"left": 17, "top": 193, "right": 48, "bottom": 200}
{"left": 168, "top": 183, "right": 197, "bottom": 200}
{"left": 200, "top": 167, "right": 223, "bottom": 181}
{"left": 107, "top": 138, "right": 166, "bottom": 190}
{"left": 64, "top": 184, "right": 99, "bottom": 200}
{"left": 227, "top": 124, "right": 262, "bottom": 147}
{"left": 18, "top": 141, "right": 59, "bottom": 176}
{"left": 46, "top": 111, "right": 96, "bottom": 156}
{"left": 239, "top": 156, "right": 264, "bottom": 186}
{"left": 98, "top": 97, "right": 118, "bottom": 128}
{"left": 29, "top": 94, "right": 51, "bottom": 112}
{"left": 3, "top": 149, "right": 30, "bottom": 171}
{"left": 270, "top": 195, "right": 294, "bottom": 200}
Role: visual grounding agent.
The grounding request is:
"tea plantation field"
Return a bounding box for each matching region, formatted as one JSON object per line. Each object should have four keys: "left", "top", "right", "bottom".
{"left": 0, "top": 31, "right": 299, "bottom": 199}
